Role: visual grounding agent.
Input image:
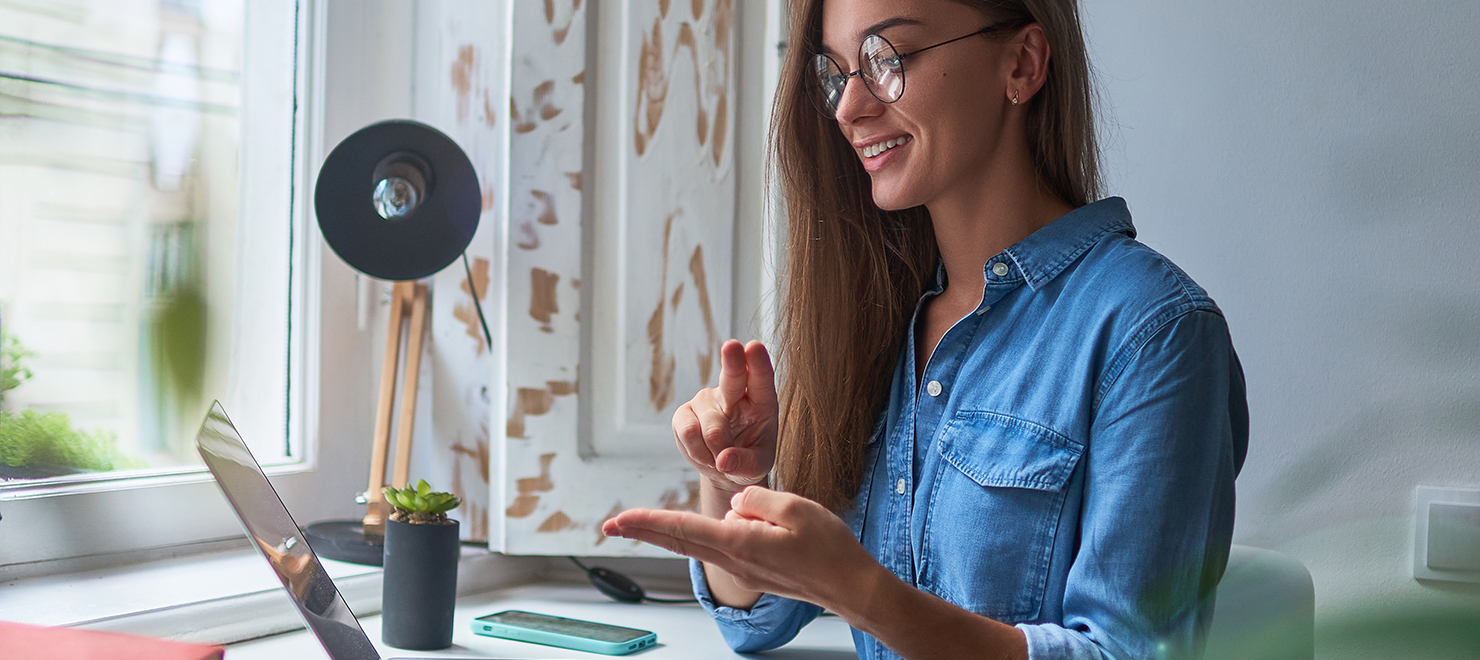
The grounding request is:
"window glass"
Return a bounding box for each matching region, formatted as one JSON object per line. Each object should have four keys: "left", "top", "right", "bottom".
{"left": 0, "top": 0, "right": 294, "bottom": 485}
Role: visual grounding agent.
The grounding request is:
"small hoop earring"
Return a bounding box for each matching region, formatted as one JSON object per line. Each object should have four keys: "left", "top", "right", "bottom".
{"left": 1011, "top": 90, "right": 1020, "bottom": 105}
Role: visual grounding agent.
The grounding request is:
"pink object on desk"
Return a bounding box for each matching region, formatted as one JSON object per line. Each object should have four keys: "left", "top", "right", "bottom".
{"left": 0, "top": 621, "right": 225, "bottom": 659}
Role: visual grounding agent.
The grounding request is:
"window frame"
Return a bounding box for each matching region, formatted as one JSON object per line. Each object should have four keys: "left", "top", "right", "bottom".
{"left": 0, "top": 0, "right": 386, "bottom": 572}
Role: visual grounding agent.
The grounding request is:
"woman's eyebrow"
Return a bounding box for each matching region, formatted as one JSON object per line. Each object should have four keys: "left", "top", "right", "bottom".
{"left": 819, "top": 16, "right": 925, "bottom": 56}
{"left": 862, "top": 16, "right": 925, "bottom": 38}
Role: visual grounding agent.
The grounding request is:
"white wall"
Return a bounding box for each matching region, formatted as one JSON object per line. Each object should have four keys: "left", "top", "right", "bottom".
{"left": 1082, "top": 1, "right": 1480, "bottom": 657}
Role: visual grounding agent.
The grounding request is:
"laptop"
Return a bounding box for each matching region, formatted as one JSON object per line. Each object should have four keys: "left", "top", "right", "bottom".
{"left": 195, "top": 401, "right": 517, "bottom": 660}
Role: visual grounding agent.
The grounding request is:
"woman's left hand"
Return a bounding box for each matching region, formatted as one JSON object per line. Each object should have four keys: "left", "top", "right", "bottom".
{"left": 607, "top": 487, "right": 1029, "bottom": 660}
{"left": 602, "top": 486, "right": 880, "bottom": 609}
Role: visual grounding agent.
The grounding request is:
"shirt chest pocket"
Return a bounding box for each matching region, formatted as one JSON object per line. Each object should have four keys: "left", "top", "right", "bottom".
{"left": 919, "top": 411, "right": 1082, "bottom": 622}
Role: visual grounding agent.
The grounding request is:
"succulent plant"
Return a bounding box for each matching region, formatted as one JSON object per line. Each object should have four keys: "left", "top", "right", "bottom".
{"left": 383, "top": 479, "right": 461, "bottom": 524}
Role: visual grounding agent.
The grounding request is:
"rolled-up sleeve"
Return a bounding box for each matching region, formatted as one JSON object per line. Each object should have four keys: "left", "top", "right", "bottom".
{"left": 1017, "top": 308, "right": 1247, "bottom": 660}
{"left": 689, "top": 558, "right": 824, "bottom": 652}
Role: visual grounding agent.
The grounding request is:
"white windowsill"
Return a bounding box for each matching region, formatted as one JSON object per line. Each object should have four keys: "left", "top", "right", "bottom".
{"left": 0, "top": 543, "right": 551, "bottom": 645}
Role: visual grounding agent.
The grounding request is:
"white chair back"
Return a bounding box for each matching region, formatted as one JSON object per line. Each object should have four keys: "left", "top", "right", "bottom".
{"left": 1204, "top": 545, "right": 1315, "bottom": 660}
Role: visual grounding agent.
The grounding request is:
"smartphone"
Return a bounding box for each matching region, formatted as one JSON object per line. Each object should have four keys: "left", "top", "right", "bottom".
{"left": 472, "top": 609, "right": 657, "bottom": 655}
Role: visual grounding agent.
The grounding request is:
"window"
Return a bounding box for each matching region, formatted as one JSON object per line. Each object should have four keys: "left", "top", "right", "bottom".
{"left": 0, "top": 0, "right": 296, "bottom": 483}
{"left": 0, "top": 0, "right": 359, "bottom": 571}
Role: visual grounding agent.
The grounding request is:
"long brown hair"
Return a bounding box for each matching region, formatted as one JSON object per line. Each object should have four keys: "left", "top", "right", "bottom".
{"left": 771, "top": 0, "right": 1103, "bottom": 512}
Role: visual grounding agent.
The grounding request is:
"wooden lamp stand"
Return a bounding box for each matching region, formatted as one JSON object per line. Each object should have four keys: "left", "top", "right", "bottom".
{"left": 361, "top": 280, "right": 429, "bottom": 533}
{"left": 304, "top": 280, "right": 429, "bottom": 564}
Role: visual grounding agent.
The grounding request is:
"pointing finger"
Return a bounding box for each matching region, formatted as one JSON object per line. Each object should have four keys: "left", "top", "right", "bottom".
{"left": 716, "top": 339, "right": 748, "bottom": 409}
{"left": 742, "top": 341, "right": 777, "bottom": 409}
{"left": 602, "top": 514, "right": 735, "bottom": 567}
{"left": 611, "top": 527, "right": 735, "bottom": 568}
{"left": 605, "top": 508, "right": 735, "bottom": 552}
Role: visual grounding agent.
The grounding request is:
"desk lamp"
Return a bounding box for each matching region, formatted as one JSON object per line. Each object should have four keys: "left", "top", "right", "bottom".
{"left": 304, "top": 120, "right": 490, "bottom": 565}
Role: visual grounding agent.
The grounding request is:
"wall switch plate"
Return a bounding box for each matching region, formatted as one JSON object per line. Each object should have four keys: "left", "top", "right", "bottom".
{"left": 1414, "top": 486, "right": 1480, "bottom": 584}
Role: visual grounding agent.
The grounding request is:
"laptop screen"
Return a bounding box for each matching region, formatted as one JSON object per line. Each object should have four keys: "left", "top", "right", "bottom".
{"left": 196, "top": 402, "right": 380, "bottom": 660}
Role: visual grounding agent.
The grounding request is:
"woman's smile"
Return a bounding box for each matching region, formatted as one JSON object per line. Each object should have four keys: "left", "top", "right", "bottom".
{"left": 856, "top": 134, "right": 913, "bottom": 171}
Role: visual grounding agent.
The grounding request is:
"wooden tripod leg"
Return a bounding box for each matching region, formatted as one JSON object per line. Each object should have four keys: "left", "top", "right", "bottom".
{"left": 363, "top": 281, "right": 411, "bottom": 534}
{"left": 390, "top": 282, "right": 428, "bottom": 492}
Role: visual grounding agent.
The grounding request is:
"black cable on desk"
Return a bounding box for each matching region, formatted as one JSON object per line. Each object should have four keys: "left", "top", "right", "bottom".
{"left": 568, "top": 557, "right": 698, "bottom": 605}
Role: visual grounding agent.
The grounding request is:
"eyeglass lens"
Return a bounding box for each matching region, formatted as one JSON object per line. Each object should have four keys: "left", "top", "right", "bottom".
{"left": 812, "top": 33, "right": 905, "bottom": 115}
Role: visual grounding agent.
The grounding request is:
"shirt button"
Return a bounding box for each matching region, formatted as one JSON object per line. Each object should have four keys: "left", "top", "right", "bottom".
{"left": 992, "top": 262, "right": 1010, "bottom": 277}
{"left": 926, "top": 380, "right": 942, "bottom": 397}
{"left": 896, "top": 478, "right": 906, "bottom": 495}
{"left": 976, "top": 305, "right": 991, "bottom": 316}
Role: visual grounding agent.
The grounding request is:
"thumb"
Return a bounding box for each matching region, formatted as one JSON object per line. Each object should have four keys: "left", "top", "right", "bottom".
{"left": 730, "top": 486, "right": 814, "bottom": 527}
{"left": 715, "top": 446, "right": 771, "bottom": 480}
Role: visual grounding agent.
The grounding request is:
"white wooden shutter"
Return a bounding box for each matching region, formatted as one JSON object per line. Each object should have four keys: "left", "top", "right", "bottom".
{"left": 496, "top": 0, "right": 745, "bottom": 557}
{"left": 418, "top": 0, "right": 777, "bottom": 557}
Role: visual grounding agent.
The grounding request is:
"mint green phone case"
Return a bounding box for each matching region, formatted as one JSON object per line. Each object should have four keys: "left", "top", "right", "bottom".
{"left": 472, "top": 609, "right": 657, "bottom": 656}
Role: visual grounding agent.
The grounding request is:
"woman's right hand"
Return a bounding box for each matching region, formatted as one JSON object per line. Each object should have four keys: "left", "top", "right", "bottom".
{"left": 673, "top": 339, "right": 778, "bottom": 496}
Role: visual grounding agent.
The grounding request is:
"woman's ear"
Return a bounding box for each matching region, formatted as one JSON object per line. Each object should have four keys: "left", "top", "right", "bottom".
{"left": 1006, "top": 23, "right": 1052, "bottom": 105}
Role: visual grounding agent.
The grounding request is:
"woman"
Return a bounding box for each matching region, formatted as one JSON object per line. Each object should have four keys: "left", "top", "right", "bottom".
{"left": 603, "top": 0, "right": 1247, "bottom": 658}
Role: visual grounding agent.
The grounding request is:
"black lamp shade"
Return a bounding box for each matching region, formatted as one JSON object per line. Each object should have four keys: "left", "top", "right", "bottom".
{"left": 314, "top": 120, "right": 480, "bottom": 281}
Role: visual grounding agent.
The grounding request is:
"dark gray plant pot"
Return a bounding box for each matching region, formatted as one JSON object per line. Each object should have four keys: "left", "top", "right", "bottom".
{"left": 381, "top": 517, "right": 459, "bottom": 650}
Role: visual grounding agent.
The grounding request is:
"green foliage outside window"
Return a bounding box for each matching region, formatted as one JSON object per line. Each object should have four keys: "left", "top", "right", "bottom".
{"left": 1, "top": 332, "right": 33, "bottom": 405}
{"left": 0, "top": 409, "right": 142, "bottom": 473}
{"left": 0, "top": 330, "right": 143, "bottom": 475}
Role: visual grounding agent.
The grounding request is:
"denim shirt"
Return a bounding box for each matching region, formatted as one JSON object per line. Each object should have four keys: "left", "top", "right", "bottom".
{"left": 690, "top": 197, "right": 1248, "bottom": 660}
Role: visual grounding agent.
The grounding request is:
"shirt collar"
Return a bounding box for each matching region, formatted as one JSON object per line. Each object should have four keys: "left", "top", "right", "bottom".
{"left": 926, "top": 197, "right": 1136, "bottom": 294}
{"left": 1003, "top": 196, "right": 1135, "bottom": 291}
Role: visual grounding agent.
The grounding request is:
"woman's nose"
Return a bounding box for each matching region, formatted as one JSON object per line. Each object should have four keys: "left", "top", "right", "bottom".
{"left": 832, "top": 72, "right": 883, "bottom": 125}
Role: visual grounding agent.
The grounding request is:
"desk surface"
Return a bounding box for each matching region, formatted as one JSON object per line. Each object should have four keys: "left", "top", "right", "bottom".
{"left": 227, "top": 583, "right": 857, "bottom": 659}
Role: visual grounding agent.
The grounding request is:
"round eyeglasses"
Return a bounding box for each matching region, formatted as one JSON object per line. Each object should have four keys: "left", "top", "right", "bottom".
{"left": 811, "top": 22, "right": 1021, "bottom": 117}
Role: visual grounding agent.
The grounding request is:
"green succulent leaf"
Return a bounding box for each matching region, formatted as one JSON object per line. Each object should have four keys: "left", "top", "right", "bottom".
{"left": 423, "top": 492, "right": 461, "bottom": 513}
{"left": 382, "top": 479, "right": 460, "bottom": 515}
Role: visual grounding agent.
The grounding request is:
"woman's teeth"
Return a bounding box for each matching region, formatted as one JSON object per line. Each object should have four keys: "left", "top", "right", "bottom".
{"left": 864, "top": 136, "right": 911, "bottom": 158}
